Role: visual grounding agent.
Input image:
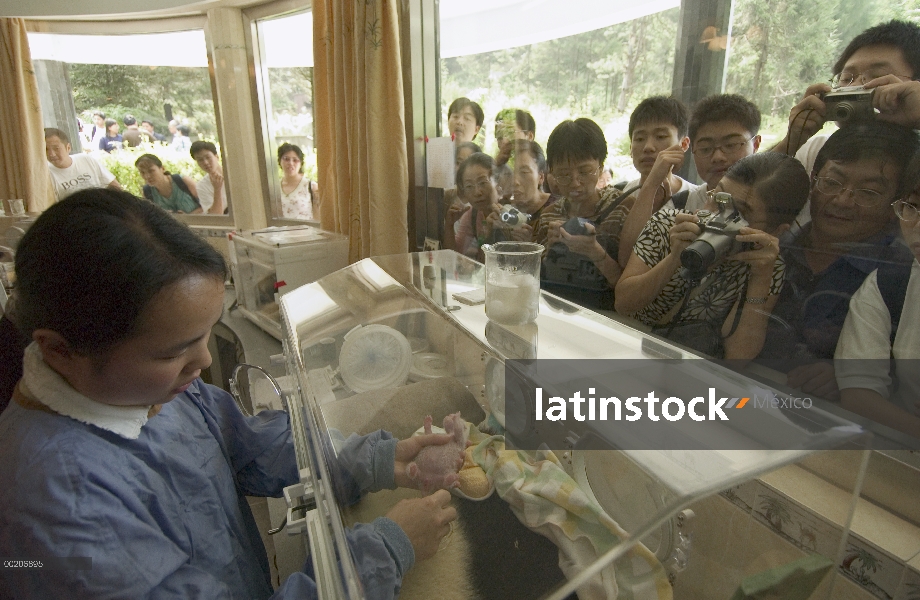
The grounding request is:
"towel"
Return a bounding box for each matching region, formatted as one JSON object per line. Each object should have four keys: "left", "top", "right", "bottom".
{"left": 20, "top": 342, "right": 151, "bottom": 439}
{"left": 468, "top": 428, "right": 672, "bottom": 600}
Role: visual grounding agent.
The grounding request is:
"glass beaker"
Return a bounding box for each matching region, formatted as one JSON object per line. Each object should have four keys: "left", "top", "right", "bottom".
{"left": 481, "top": 241, "right": 543, "bottom": 326}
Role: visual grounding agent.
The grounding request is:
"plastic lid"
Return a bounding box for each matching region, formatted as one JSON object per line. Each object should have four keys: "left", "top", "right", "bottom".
{"left": 408, "top": 352, "right": 450, "bottom": 382}
{"left": 338, "top": 324, "right": 412, "bottom": 392}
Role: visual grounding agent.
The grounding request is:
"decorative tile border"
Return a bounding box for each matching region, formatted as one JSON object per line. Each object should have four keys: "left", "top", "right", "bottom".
{"left": 893, "top": 564, "right": 920, "bottom": 600}
{"left": 721, "top": 481, "right": 911, "bottom": 600}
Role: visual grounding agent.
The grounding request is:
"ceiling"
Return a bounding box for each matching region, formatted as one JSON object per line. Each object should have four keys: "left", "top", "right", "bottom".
{"left": 0, "top": 0, "right": 260, "bottom": 20}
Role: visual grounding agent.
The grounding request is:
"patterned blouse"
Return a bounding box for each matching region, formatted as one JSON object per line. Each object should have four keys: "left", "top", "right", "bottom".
{"left": 281, "top": 177, "right": 315, "bottom": 220}
{"left": 631, "top": 209, "right": 785, "bottom": 327}
{"left": 532, "top": 185, "right": 634, "bottom": 261}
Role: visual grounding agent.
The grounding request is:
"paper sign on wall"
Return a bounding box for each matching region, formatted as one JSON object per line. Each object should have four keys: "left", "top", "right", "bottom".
{"left": 426, "top": 137, "right": 456, "bottom": 189}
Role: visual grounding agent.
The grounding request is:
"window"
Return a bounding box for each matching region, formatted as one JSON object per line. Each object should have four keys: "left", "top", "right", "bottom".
{"left": 252, "top": 10, "right": 319, "bottom": 222}
{"left": 439, "top": 0, "right": 680, "bottom": 183}
{"left": 29, "top": 29, "right": 229, "bottom": 216}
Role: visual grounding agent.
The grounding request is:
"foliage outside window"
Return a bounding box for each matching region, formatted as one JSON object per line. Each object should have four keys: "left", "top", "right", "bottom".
{"left": 441, "top": 0, "right": 920, "bottom": 184}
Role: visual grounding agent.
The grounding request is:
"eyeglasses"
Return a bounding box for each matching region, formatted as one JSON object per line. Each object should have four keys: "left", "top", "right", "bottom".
{"left": 461, "top": 178, "right": 495, "bottom": 196}
{"left": 813, "top": 176, "right": 886, "bottom": 206}
{"left": 830, "top": 71, "right": 913, "bottom": 89}
{"left": 893, "top": 199, "right": 920, "bottom": 222}
{"left": 551, "top": 166, "right": 601, "bottom": 187}
{"left": 692, "top": 136, "right": 756, "bottom": 158}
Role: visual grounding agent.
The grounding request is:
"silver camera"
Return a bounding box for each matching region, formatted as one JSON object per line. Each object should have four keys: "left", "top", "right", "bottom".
{"left": 498, "top": 204, "right": 530, "bottom": 228}
{"left": 680, "top": 192, "right": 750, "bottom": 280}
{"left": 823, "top": 86, "right": 876, "bottom": 124}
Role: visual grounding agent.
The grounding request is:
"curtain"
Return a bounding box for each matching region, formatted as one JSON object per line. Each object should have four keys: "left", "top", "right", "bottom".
{"left": 313, "top": 0, "right": 409, "bottom": 261}
{"left": 0, "top": 19, "right": 53, "bottom": 212}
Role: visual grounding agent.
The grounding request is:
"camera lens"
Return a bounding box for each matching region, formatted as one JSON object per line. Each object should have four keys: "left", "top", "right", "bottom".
{"left": 680, "top": 243, "right": 716, "bottom": 278}
{"left": 834, "top": 103, "right": 854, "bottom": 122}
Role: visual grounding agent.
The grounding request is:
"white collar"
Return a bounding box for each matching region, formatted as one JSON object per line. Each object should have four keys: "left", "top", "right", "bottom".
{"left": 21, "top": 342, "right": 152, "bottom": 439}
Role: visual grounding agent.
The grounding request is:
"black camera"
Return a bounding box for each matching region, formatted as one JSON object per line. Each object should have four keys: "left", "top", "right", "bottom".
{"left": 498, "top": 204, "right": 531, "bottom": 228}
{"left": 680, "top": 192, "right": 750, "bottom": 280}
{"left": 822, "top": 86, "right": 875, "bottom": 124}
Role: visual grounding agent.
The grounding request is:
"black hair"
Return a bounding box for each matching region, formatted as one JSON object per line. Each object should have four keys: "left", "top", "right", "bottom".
{"left": 93, "top": 111, "right": 105, "bottom": 119}
{"left": 277, "top": 143, "right": 305, "bottom": 173}
{"left": 494, "top": 109, "right": 536, "bottom": 139}
{"left": 688, "top": 94, "right": 761, "bottom": 142}
{"left": 104, "top": 118, "right": 117, "bottom": 132}
{"left": 123, "top": 115, "right": 137, "bottom": 126}
{"left": 141, "top": 120, "right": 154, "bottom": 127}
{"left": 456, "top": 141, "right": 481, "bottom": 156}
{"left": 177, "top": 124, "right": 191, "bottom": 136}
{"left": 812, "top": 121, "right": 920, "bottom": 197}
{"left": 723, "top": 153, "right": 810, "bottom": 231}
{"left": 448, "top": 97, "right": 485, "bottom": 128}
{"left": 135, "top": 153, "right": 164, "bottom": 170}
{"left": 456, "top": 152, "right": 495, "bottom": 199}
{"left": 546, "top": 118, "right": 608, "bottom": 170}
{"left": 833, "top": 20, "right": 920, "bottom": 78}
{"left": 13, "top": 189, "right": 227, "bottom": 355}
{"left": 190, "top": 140, "right": 218, "bottom": 158}
{"left": 628, "top": 96, "right": 690, "bottom": 138}
{"left": 44, "top": 127, "right": 70, "bottom": 146}
{"left": 514, "top": 140, "right": 547, "bottom": 175}
{"left": 516, "top": 110, "right": 536, "bottom": 136}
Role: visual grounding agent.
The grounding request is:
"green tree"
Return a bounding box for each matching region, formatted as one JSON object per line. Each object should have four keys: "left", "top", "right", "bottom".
{"left": 68, "top": 63, "right": 217, "bottom": 138}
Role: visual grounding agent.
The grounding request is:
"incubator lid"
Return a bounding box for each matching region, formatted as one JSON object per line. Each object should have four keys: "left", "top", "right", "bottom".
{"left": 276, "top": 251, "right": 869, "bottom": 600}
{"left": 236, "top": 225, "right": 345, "bottom": 247}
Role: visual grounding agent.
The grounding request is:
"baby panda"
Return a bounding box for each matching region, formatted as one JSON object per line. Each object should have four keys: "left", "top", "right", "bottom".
{"left": 405, "top": 413, "right": 468, "bottom": 494}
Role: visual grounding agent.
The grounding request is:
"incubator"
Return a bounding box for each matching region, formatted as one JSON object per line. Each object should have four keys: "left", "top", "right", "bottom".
{"left": 228, "top": 225, "right": 349, "bottom": 339}
{"left": 272, "top": 250, "right": 870, "bottom": 600}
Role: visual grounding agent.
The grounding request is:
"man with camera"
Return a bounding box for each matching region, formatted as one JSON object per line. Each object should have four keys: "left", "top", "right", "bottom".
{"left": 758, "top": 123, "right": 919, "bottom": 398}
{"left": 534, "top": 118, "right": 634, "bottom": 308}
{"left": 772, "top": 20, "right": 920, "bottom": 173}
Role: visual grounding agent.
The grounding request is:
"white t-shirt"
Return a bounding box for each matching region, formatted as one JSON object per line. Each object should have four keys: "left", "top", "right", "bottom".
{"left": 789, "top": 134, "right": 830, "bottom": 232}
{"left": 48, "top": 154, "right": 117, "bottom": 201}
{"left": 835, "top": 261, "right": 920, "bottom": 416}
{"left": 196, "top": 174, "right": 227, "bottom": 214}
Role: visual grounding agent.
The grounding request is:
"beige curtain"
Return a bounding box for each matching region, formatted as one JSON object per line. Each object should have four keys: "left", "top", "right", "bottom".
{"left": 0, "top": 19, "right": 53, "bottom": 212}
{"left": 314, "top": 0, "right": 409, "bottom": 261}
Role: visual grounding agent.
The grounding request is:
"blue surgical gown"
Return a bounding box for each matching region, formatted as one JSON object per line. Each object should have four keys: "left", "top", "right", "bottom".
{"left": 0, "top": 380, "right": 412, "bottom": 599}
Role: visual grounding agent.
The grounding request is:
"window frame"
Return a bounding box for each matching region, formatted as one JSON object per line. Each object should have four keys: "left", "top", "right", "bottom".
{"left": 27, "top": 16, "right": 234, "bottom": 226}
{"left": 244, "top": 0, "right": 319, "bottom": 226}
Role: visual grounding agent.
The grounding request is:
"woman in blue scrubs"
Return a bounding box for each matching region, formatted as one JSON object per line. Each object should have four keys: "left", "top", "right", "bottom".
{"left": 0, "top": 189, "right": 456, "bottom": 599}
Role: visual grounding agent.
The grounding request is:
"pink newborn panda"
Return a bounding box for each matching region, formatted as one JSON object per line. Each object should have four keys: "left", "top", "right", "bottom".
{"left": 405, "top": 413, "right": 468, "bottom": 494}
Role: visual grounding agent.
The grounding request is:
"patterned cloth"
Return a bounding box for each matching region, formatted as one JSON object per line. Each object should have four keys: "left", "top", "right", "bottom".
{"left": 631, "top": 209, "right": 784, "bottom": 327}
{"left": 533, "top": 185, "right": 635, "bottom": 262}
{"left": 468, "top": 426, "right": 671, "bottom": 600}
